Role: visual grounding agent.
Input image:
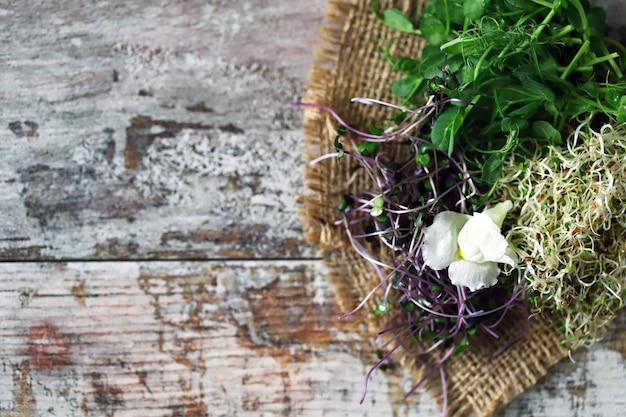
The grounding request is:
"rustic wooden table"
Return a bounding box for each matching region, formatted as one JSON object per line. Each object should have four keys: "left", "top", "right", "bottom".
{"left": 1, "top": 1, "right": 625, "bottom": 416}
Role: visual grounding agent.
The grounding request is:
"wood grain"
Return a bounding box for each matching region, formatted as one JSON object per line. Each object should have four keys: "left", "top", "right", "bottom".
{"left": 0, "top": 0, "right": 325, "bottom": 260}
{"left": 0, "top": 262, "right": 625, "bottom": 417}
{"left": 1, "top": 0, "right": 625, "bottom": 416}
{"left": 0, "top": 261, "right": 426, "bottom": 417}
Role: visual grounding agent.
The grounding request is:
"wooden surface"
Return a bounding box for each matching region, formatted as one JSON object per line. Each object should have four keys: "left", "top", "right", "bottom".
{"left": 1, "top": 1, "right": 625, "bottom": 416}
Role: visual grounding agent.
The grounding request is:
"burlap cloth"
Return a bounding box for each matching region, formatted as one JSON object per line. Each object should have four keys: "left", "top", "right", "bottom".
{"left": 300, "top": 0, "right": 568, "bottom": 416}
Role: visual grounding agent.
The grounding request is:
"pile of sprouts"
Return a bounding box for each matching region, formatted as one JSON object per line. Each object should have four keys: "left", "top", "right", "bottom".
{"left": 500, "top": 120, "right": 626, "bottom": 350}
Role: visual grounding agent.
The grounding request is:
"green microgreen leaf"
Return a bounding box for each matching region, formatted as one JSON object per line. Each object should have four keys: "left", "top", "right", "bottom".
{"left": 503, "top": 0, "right": 536, "bottom": 12}
{"left": 369, "top": 123, "right": 384, "bottom": 136}
{"left": 617, "top": 96, "right": 626, "bottom": 123}
{"left": 433, "top": 0, "right": 465, "bottom": 25}
{"left": 357, "top": 141, "right": 381, "bottom": 156}
{"left": 396, "top": 57, "right": 421, "bottom": 73}
{"left": 501, "top": 116, "right": 528, "bottom": 132}
{"left": 419, "top": 14, "right": 448, "bottom": 47}
{"left": 333, "top": 135, "right": 344, "bottom": 159}
{"left": 587, "top": 7, "right": 606, "bottom": 38}
{"left": 383, "top": 8, "right": 418, "bottom": 34}
{"left": 373, "top": 301, "right": 388, "bottom": 316}
{"left": 453, "top": 337, "right": 469, "bottom": 356}
{"left": 415, "top": 152, "right": 431, "bottom": 166}
{"left": 431, "top": 107, "right": 462, "bottom": 154}
{"left": 532, "top": 121, "right": 562, "bottom": 145}
{"left": 481, "top": 153, "right": 503, "bottom": 185}
{"left": 370, "top": 197, "right": 385, "bottom": 217}
{"left": 337, "top": 195, "right": 353, "bottom": 211}
{"left": 463, "top": 0, "right": 490, "bottom": 20}
{"left": 392, "top": 75, "right": 423, "bottom": 99}
{"left": 417, "top": 44, "right": 444, "bottom": 76}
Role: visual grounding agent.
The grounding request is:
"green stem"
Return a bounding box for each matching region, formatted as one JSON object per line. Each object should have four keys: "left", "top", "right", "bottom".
{"left": 605, "top": 36, "right": 626, "bottom": 59}
{"left": 599, "top": 44, "right": 624, "bottom": 79}
{"left": 473, "top": 44, "right": 495, "bottom": 82}
{"left": 555, "top": 53, "right": 620, "bottom": 75}
{"left": 497, "top": 39, "right": 516, "bottom": 60}
{"left": 463, "top": 95, "right": 482, "bottom": 118}
{"left": 531, "top": 7, "right": 557, "bottom": 41}
{"left": 569, "top": 0, "right": 590, "bottom": 41}
{"left": 560, "top": 39, "right": 590, "bottom": 80}
{"left": 587, "top": 52, "right": 620, "bottom": 68}
{"left": 550, "top": 25, "right": 575, "bottom": 41}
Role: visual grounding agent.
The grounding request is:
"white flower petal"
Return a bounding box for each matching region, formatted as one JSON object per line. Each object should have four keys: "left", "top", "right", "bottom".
{"left": 448, "top": 259, "right": 500, "bottom": 292}
{"left": 422, "top": 211, "right": 470, "bottom": 270}
{"left": 495, "top": 246, "right": 518, "bottom": 267}
{"left": 457, "top": 213, "right": 508, "bottom": 263}
{"left": 482, "top": 200, "right": 513, "bottom": 228}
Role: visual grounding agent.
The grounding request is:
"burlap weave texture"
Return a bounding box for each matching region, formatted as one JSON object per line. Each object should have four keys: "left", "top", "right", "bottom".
{"left": 300, "top": 1, "right": 568, "bottom": 415}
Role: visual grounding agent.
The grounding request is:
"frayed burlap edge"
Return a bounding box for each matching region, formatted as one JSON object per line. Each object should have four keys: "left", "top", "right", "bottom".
{"left": 300, "top": 1, "right": 568, "bottom": 416}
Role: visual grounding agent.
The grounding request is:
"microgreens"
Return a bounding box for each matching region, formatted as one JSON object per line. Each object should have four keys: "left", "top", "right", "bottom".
{"left": 300, "top": 0, "right": 626, "bottom": 412}
{"left": 296, "top": 97, "right": 528, "bottom": 412}
{"left": 378, "top": 0, "right": 626, "bottom": 196}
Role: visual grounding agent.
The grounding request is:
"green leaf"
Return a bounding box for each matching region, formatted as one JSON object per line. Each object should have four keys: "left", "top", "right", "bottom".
{"left": 333, "top": 135, "right": 344, "bottom": 159}
{"left": 396, "top": 57, "right": 421, "bottom": 73}
{"left": 357, "top": 141, "right": 381, "bottom": 156}
{"left": 333, "top": 136, "right": 343, "bottom": 150}
{"left": 617, "top": 96, "right": 626, "bottom": 123}
{"left": 587, "top": 7, "right": 606, "bottom": 38}
{"left": 481, "top": 153, "right": 503, "bottom": 185}
{"left": 479, "top": 121, "right": 503, "bottom": 136}
{"left": 391, "top": 75, "right": 423, "bottom": 99}
{"left": 464, "top": 0, "right": 490, "bottom": 20}
{"left": 431, "top": 107, "right": 462, "bottom": 154}
{"left": 373, "top": 302, "right": 388, "bottom": 316}
{"left": 428, "top": 0, "right": 465, "bottom": 26}
{"left": 433, "top": 0, "right": 465, "bottom": 25}
{"left": 563, "top": 100, "right": 595, "bottom": 119}
{"left": 580, "top": 80, "right": 599, "bottom": 98}
{"left": 453, "top": 337, "right": 469, "bottom": 356}
{"left": 507, "top": 101, "right": 541, "bottom": 117}
{"left": 370, "top": 206, "right": 384, "bottom": 217}
{"left": 419, "top": 329, "right": 434, "bottom": 343}
{"left": 383, "top": 8, "right": 416, "bottom": 33}
{"left": 420, "top": 15, "right": 448, "bottom": 47}
{"left": 401, "top": 301, "right": 415, "bottom": 312}
{"left": 604, "top": 88, "right": 623, "bottom": 108}
{"left": 503, "top": 0, "right": 535, "bottom": 11}
{"left": 337, "top": 195, "right": 352, "bottom": 211}
{"left": 532, "top": 121, "right": 562, "bottom": 145}
{"left": 415, "top": 152, "right": 431, "bottom": 166}
{"left": 440, "top": 36, "right": 482, "bottom": 55}
{"left": 419, "top": 46, "right": 446, "bottom": 79}
{"left": 564, "top": 1, "right": 583, "bottom": 30}
{"left": 478, "top": 76, "right": 513, "bottom": 94}
{"left": 369, "top": 123, "right": 384, "bottom": 136}
{"left": 501, "top": 117, "right": 528, "bottom": 132}
{"left": 520, "top": 80, "right": 556, "bottom": 102}
{"left": 544, "top": 99, "right": 564, "bottom": 117}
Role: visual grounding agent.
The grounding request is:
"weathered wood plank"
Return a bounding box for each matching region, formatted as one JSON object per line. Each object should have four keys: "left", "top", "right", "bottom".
{"left": 0, "top": 0, "right": 326, "bottom": 260}
{"left": 0, "top": 261, "right": 387, "bottom": 417}
{"left": 0, "top": 261, "right": 624, "bottom": 417}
